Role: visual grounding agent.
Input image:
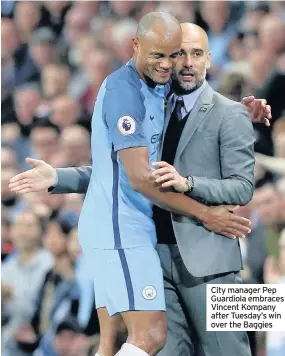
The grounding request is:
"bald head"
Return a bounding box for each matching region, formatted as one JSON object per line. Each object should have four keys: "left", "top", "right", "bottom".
{"left": 136, "top": 12, "right": 181, "bottom": 42}
{"left": 171, "top": 22, "right": 211, "bottom": 94}
{"left": 134, "top": 12, "right": 182, "bottom": 85}
{"left": 180, "top": 23, "right": 209, "bottom": 52}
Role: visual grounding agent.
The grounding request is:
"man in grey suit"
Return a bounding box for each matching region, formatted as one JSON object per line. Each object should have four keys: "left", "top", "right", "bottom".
{"left": 10, "top": 23, "right": 271, "bottom": 356}
{"left": 151, "top": 23, "right": 254, "bottom": 356}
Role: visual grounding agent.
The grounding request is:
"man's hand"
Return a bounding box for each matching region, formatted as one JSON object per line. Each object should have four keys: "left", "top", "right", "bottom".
{"left": 201, "top": 205, "right": 251, "bottom": 239}
{"left": 241, "top": 96, "right": 271, "bottom": 126}
{"left": 9, "top": 158, "right": 57, "bottom": 194}
{"left": 152, "top": 161, "right": 188, "bottom": 192}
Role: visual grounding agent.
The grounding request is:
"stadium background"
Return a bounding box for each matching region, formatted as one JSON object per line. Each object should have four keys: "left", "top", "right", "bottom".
{"left": 1, "top": 1, "right": 285, "bottom": 355}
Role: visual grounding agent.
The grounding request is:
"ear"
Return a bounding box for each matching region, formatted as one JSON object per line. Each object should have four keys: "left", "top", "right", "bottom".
{"left": 206, "top": 52, "right": 211, "bottom": 69}
{"left": 133, "top": 38, "right": 139, "bottom": 54}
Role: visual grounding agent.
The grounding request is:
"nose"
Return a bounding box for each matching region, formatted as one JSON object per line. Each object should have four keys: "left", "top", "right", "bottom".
{"left": 159, "top": 58, "right": 172, "bottom": 71}
{"left": 183, "top": 54, "right": 193, "bottom": 68}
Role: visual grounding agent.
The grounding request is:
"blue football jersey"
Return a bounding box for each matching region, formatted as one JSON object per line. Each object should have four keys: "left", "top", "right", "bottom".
{"left": 78, "top": 59, "right": 169, "bottom": 249}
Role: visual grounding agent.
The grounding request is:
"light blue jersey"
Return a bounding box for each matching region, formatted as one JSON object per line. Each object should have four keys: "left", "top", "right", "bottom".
{"left": 78, "top": 59, "right": 169, "bottom": 250}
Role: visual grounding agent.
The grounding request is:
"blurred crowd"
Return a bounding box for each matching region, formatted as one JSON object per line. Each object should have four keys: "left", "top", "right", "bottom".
{"left": 1, "top": 1, "right": 285, "bottom": 356}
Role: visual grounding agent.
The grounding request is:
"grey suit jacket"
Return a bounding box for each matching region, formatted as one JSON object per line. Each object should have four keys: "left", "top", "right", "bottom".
{"left": 51, "top": 83, "right": 255, "bottom": 277}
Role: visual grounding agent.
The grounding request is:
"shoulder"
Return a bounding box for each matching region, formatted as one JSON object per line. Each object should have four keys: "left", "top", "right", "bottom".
{"left": 105, "top": 64, "right": 144, "bottom": 100}
{"left": 213, "top": 91, "right": 244, "bottom": 111}
{"left": 212, "top": 91, "right": 249, "bottom": 122}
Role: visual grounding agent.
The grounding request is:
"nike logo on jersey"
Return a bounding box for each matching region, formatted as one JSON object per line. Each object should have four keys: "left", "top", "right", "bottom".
{"left": 150, "top": 115, "right": 154, "bottom": 121}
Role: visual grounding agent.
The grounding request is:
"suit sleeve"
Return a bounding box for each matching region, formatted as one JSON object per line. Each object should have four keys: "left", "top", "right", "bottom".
{"left": 49, "top": 166, "right": 92, "bottom": 194}
{"left": 103, "top": 82, "right": 148, "bottom": 152}
{"left": 188, "top": 104, "right": 255, "bottom": 205}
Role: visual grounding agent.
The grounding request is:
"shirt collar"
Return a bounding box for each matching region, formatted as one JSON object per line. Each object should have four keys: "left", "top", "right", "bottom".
{"left": 173, "top": 80, "right": 207, "bottom": 114}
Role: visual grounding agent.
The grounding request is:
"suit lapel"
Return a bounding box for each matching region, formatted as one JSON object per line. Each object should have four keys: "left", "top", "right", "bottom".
{"left": 175, "top": 84, "right": 215, "bottom": 161}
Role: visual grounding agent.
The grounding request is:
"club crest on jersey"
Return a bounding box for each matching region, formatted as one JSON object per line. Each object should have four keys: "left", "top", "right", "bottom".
{"left": 142, "top": 286, "right": 156, "bottom": 300}
{"left": 117, "top": 116, "right": 136, "bottom": 136}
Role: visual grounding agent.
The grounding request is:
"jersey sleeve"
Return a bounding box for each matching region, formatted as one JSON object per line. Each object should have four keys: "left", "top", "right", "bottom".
{"left": 103, "top": 82, "right": 148, "bottom": 152}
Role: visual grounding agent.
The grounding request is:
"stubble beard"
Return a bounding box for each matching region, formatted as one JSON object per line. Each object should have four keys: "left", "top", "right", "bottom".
{"left": 171, "top": 67, "right": 207, "bottom": 95}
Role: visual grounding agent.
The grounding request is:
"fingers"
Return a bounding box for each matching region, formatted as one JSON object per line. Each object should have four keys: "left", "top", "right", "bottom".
{"left": 15, "top": 187, "right": 34, "bottom": 194}
{"left": 232, "top": 215, "right": 251, "bottom": 227}
{"left": 152, "top": 161, "right": 171, "bottom": 168}
{"left": 26, "top": 157, "right": 42, "bottom": 167}
{"left": 152, "top": 167, "right": 174, "bottom": 177}
{"left": 161, "top": 180, "right": 177, "bottom": 188}
{"left": 220, "top": 232, "right": 237, "bottom": 239}
{"left": 155, "top": 172, "right": 175, "bottom": 184}
{"left": 227, "top": 221, "right": 251, "bottom": 234}
{"left": 241, "top": 96, "right": 254, "bottom": 105}
{"left": 10, "top": 183, "right": 33, "bottom": 194}
{"left": 225, "top": 205, "right": 240, "bottom": 211}
{"left": 265, "top": 104, "right": 272, "bottom": 119}
{"left": 223, "top": 227, "right": 246, "bottom": 239}
{"left": 9, "top": 171, "right": 31, "bottom": 184}
{"left": 9, "top": 178, "right": 32, "bottom": 191}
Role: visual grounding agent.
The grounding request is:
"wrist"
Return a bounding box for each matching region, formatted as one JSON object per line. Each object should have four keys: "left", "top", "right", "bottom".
{"left": 197, "top": 205, "right": 210, "bottom": 223}
{"left": 185, "top": 175, "right": 194, "bottom": 193}
{"left": 50, "top": 168, "right": 58, "bottom": 187}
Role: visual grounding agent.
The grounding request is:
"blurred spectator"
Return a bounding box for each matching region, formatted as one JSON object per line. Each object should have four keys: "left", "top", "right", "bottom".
{"left": 258, "top": 14, "right": 285, "bottom": 57}
{"left": 3, "top": 84, "right": 42, "bottom": 168}
{"left": 111, "top": 0, "right": 138, "bottom": 18}
{"left": 50, "top": 95, "right": 81, "bottom": 129}
{"left": 41, "top": 63, "right": 71, "bottom": 101}
{"left": 1, "top": 168, "right": 22, "bottom": 218}
{"left": 41, "top": 1, "right": 72, "bottom": 37}
{"left": 1, "top": 18, "right": 20, "bottom": 65}
{"left": 60, "top": 126, "right": 91, "bottom": 167}
{"left": 8, "top": 221, "right": 78, "bottom": 356}
{"left": 1, "top": 147, "right": 18, "bottom": 171}
{"left": 156, "top": 1, "right": 195, "bottom": 23}
{"left": 200, "top": 1, "right": 236, "bottom": 84}
{"left": 67, "top": 228, "right": 99, "bottom": 336}
{"left": 1, "top": 213, "right": 13, "bottom": 262}
{"left": 29, "top": 27, "right": 60, "bottom": 70}
{"left": 14, "top": 84, "right": 41, "bottom": 128}
{"left": 272, "top": 117, "right": 285, "bottom": 157}
{"left": 30, "top": 124, "right": 60, "bottom": 163}
{"left": 14, "top": 1, "right": 41, "bottom": 44}
{"left": 1, "top": 210, "right": 53, "bottom": 351}
{"left": 69, "top": 34, "right": 98, "bottom": 99}
{"left": 240, "top": 2, "right": 269, "bottom": 33}
{"left": 51, "top": 317, "right": 83, "bottom": 356}
{"left": 1, "top": 18, "right": 39, "bottom": 92}
{"left": 265, "top": 229, "right": 285, "bottom": 356}
{"left": 63, "top": 5, "right": 93, "bottom": 66}
{"left": 111, "top": 19, "right": 137, "bottom": 70}
{"left": 252, "top": 183, "right": 285, "bottom": 262}
{"left": 248, "top": 48, "right": 276, "bottom": 89}
{"left": 80, "top": 50, "right": 112, "bottom": 112}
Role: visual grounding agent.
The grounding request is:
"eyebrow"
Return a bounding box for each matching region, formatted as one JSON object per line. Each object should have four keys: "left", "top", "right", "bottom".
{"left": 150, "top": 51, "right": 181, "bottom": 57}
{"left": 181, "top": 48, "right": 204, "bottom": 53}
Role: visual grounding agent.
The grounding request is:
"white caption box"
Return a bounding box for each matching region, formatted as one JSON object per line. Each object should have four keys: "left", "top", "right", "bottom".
{"left": 206, "top": 284, "right": 285, "bottom": 331}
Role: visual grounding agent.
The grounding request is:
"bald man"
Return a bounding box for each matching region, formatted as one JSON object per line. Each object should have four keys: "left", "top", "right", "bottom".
{"left": 151, "top": 23, "right": 254, "bottom": 356}
{"left": 10, "top": 17, "right": 271, "bottom": 356}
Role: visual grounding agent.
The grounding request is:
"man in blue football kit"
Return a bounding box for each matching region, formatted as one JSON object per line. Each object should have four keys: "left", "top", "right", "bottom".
{"left": 9, "top": 13, "right": 270, "bottom": 356}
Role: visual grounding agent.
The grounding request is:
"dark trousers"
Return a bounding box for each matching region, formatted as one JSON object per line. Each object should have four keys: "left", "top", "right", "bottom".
{"left": 156, "top": 244, "right": 252, "bottom": 356}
